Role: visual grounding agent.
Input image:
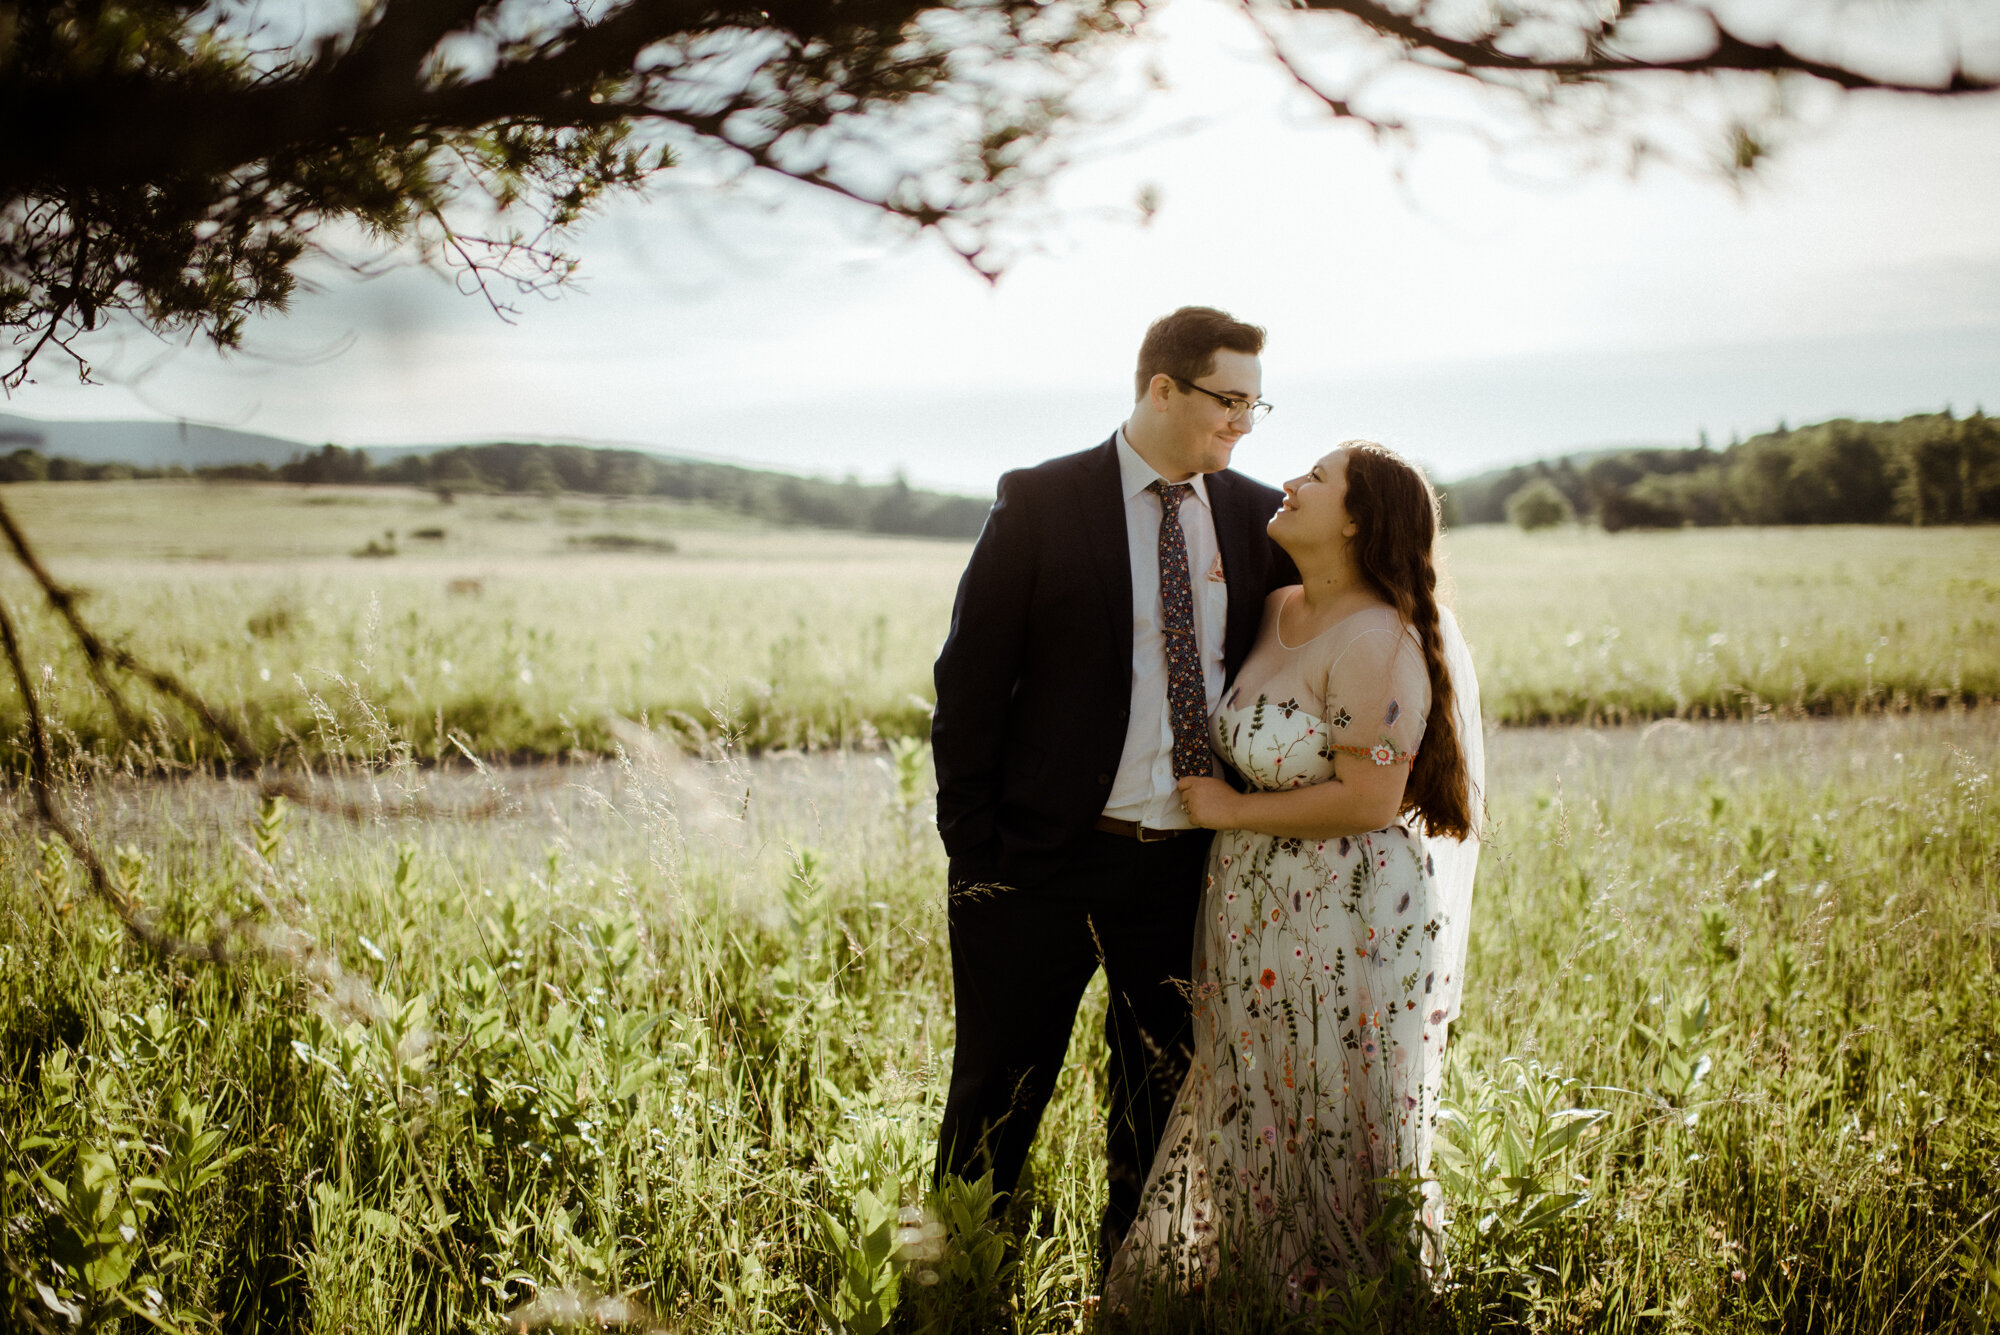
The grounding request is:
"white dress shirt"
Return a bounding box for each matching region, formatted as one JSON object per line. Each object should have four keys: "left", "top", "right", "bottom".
{"left": 1102, "top": 427, "right": 1230, "bottom": 829}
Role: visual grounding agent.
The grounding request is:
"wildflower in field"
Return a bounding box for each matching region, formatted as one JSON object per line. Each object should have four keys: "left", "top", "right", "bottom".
{"left": 895, "top": 1206, "right": 947, "bottom": 1263}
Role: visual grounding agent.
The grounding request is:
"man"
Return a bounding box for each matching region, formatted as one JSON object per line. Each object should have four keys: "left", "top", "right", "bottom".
{"left": 931, "top": 306, "right": 1298, "bottom": 1267}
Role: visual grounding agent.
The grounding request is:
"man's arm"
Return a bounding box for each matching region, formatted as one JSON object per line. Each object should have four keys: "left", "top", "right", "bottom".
{"left": 931, "top": 472, "right": 1037, "bottom": 869}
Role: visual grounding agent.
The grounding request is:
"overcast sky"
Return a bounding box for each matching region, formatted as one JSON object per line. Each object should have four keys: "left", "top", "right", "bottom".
{"left": 11, "top": 0, "right": 2000, "bottom": 493}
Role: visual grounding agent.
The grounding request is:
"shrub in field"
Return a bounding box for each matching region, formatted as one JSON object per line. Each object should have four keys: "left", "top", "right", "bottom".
{"left": 1433, "top": 1060, "right": 1608, "bottom": 1325}
{"left": 568, "top": 532, "right": 678, "bottom": 554}
{"left": 1506, "top": 479, "right": 1574, "bottom": 531}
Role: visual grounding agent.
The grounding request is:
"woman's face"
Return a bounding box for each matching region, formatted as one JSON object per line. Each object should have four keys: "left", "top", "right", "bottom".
{"left": 1269, "top": 449, "right": 1356, "bottom": 551}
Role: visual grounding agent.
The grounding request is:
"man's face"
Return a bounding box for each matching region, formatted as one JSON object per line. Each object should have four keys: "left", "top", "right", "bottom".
{"left": 1150, "top": 349, "right": 1263, "bottom": 479}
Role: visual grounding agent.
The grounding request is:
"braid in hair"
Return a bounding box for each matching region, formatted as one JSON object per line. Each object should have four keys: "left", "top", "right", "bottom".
{"left": 1339, "top": 441, "right": 1471, "bottom": 839}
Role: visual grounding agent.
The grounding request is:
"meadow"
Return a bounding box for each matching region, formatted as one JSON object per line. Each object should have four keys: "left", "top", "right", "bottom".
{"left": 3, "top": 712, "right": 1996, "bottom": 1332}
{"left": 1, "top": 479, "right": 1997, "bottom": 1332}
{"left": 0, "top": 481, "right": 1995, "bottom": 764}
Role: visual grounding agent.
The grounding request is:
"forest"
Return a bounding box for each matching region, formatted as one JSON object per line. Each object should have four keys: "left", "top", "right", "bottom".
{"left": 10, "top": 408, "right": 1999, "bottom": 540}
{"left": 1448, "top": 409, "right": 2000, "bottom": 529}
{"left": 0, "top": 439, "right": 993, "bottom": 538}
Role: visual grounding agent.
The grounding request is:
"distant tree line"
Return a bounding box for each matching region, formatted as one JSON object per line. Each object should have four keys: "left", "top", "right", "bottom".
{"left": 1449, "top": 410, "right": 2000, "bottom": 530}
{"left": 0, "top": 440, "right": 992, "bottom": 539}
{"left": 0, "top": 451, "right": 191, "bottom": 482}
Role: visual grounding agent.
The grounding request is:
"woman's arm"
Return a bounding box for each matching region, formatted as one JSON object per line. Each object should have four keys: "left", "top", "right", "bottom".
{"left": 1176, "top": 759, "right": 1408, "bottom": 840}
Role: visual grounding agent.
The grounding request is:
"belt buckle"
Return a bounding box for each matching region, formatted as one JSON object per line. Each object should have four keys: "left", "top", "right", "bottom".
{"left": 1137, "top": 824, "right": 1174, "bottom": 842}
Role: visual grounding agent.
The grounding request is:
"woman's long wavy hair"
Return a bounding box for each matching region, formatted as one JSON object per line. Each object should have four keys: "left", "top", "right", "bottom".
{"left": 1340, "top": 441, "right": 1471, "bottom": 840}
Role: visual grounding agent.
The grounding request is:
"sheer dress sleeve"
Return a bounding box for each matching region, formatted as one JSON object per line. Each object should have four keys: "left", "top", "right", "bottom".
{"left": 1316, "top": 619, "right": 1431, "bottom": 769}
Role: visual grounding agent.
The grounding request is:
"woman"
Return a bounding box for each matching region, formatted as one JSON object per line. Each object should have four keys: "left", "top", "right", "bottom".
{"left": 1107, "top": 441, "right": 1484, "bottom": 1312}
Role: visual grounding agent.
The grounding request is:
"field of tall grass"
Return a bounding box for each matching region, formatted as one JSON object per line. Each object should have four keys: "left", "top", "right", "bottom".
{"left": 3, "top": 714, "right": 1996, "bottom": 1331}
{"left": 1, "top": 482, "right": 1996, "bottom": 1332}
{"left": 1, "top": 481, "right": 1995, "bottom": 762}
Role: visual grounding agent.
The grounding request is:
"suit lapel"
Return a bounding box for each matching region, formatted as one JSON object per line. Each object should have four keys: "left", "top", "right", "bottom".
{"left": 1079, "top": 438, "right": 1132, "bottom": 657}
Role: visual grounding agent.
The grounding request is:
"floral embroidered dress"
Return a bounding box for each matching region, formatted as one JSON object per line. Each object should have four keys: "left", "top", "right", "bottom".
{"left": 1109, "top": 598, "right": 1454, "bottom": 1305}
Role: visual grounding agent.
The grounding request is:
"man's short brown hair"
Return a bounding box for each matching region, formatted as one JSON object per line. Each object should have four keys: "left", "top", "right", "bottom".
{"left": 1134, "top": 306, "right": 1266, "bottom": 401}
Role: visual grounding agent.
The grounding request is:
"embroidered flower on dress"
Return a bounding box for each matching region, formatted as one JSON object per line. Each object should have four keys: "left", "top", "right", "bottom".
{"left": 1370, "top": 743, "right": 1397, "bottom": 765}
{"left": 1259, "top": 969, "right": 1277, "bottom": 988}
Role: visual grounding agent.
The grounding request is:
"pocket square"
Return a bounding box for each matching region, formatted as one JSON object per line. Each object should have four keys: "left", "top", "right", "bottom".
{"left": 1207, "top": 553, "right": 1227, "bottom": 583}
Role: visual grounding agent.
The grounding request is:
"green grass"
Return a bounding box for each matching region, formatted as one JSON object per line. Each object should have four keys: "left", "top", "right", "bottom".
{"left": 1, "top": 483, "right": 1996, "bottom": 763}
{"left": 0, "top": 481, "right": 955, "bottom": 761}
{"left": 2, "top": 712, "right": 1996, "bottom": 1332}
{"left": 1454, "top": 525, "right": 2000, "bottom": 722}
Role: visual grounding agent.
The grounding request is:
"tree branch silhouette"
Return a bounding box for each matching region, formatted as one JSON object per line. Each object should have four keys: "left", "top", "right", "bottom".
{"left": 0, "top": 491, "right": 521, "bottom": 958}
{"left": 6, "top": 0, "right": 1994, "bottom": 388}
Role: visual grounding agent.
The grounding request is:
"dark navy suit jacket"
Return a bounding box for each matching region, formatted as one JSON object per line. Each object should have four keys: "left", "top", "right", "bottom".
{"left": 932, "top": 435, "right": 1297, "bottom": 887}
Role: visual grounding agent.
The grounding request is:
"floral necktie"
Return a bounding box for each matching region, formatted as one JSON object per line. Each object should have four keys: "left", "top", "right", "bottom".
{"left": 1150, "top": 480, "right": 1210, "bottom": 778}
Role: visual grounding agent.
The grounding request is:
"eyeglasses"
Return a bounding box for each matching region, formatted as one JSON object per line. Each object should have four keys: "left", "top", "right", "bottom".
{"left": 1172, "top": 377, "right": 1274, "bottom": 425}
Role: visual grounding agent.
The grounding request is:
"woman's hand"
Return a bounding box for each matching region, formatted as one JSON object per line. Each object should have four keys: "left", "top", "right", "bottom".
{"left": 1176, "top": 775, "right": 1241, "bottom": 830}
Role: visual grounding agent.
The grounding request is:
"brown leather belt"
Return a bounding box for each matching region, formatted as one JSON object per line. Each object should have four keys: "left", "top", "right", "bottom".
{"left": 1094, "top": 815, "right": 1192, "bottom": 842}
